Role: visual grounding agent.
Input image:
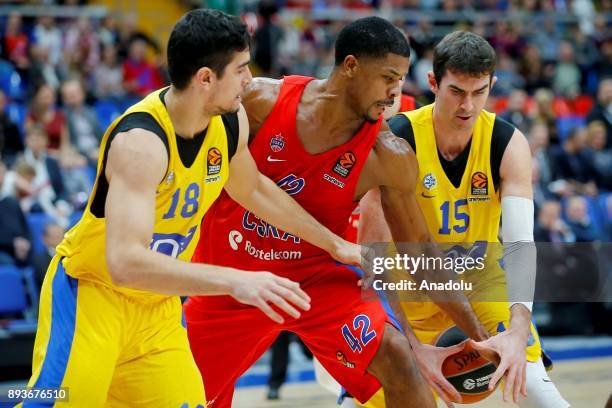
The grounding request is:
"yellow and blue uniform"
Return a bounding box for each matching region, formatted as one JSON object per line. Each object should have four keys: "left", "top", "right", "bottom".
{"left": 21, "top": 88, "right": 233, "bottom": 407}
{"left": 363, "top": 104, "right": 542, "bottom": 407}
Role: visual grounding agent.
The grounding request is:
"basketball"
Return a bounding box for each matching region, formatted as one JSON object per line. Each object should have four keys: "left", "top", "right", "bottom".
{"left": 436, "top": 326, "right": 499, "bottom": 404}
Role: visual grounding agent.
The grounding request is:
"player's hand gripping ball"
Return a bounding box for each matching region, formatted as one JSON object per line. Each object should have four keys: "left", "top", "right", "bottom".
{"left": 436, "top": 326, "right": 500, "bottom": 403}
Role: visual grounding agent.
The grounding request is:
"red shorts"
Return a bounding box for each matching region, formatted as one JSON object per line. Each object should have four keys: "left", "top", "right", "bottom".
{"left": 184, "top": 262, "right": 395, "bottom": 407}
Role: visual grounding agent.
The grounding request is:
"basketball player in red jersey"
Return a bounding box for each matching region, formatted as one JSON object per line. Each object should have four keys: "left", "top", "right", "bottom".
{"left": 185, "top": 17, "right": 492, "bottom": 408}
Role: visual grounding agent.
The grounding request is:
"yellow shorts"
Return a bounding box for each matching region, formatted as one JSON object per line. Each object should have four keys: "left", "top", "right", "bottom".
{"left": 18, "top": 255, "right": 206, "bottom": 407}
{"left": 362, "top": 301, "right": 542, "bottom": 408}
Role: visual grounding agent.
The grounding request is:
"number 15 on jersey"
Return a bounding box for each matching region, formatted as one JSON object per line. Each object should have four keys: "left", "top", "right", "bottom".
{"left": 439, "top": 199, "right": 469, "bottom": 235}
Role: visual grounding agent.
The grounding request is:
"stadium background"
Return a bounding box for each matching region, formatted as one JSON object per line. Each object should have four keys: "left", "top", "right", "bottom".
{"left": 0, "top": 0, "right": 610, "bottom": 406}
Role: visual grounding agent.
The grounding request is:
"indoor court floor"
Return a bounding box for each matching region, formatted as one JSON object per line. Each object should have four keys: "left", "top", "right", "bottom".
{"left": 233, "top": 337, "right": 612, "bottom": 408}
{"left": 233, "top": 357, "right": 612, "bottom": 407}
{"left": 0, "top": 338, "right": 610, "bottom": 407}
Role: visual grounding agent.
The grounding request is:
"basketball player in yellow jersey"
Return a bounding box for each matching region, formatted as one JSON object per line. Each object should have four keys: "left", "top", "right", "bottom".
{"left": 359, "top": 32, "right": 569, "bottom": 407}
{"left": 20, "top": 9, "right": 364, "bottom": 407}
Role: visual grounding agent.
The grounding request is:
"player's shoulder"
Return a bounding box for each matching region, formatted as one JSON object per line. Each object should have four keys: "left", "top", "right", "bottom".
{"left": 376, "top": 126, "right": 412, "bottom": 155}
{"left": 502, "top": 125, "right": 530, "bottom": 158}
{"left": 365, "top": 124, "right": 419, "bottom": 191}
{"left": 242, "top": 77, "right": 283, "bottom": 134}
{"left": 243, "top": 77, "right": 282, "bottom": 106}
{"left": 373, "top": 123, "right": 417, "bottom": 173}
{"left": 491, "top": 115, "right": 516, "bottom": 142}
{"left": 496, "top": 118, "right": 531, "bottom": 180}
{"left": 110, "top": 127, "right": 168, "bottom": 161}
{"left": 490, "top": 114, "right": 527, "bottom": 153}
{"left": 106, "top": 127, "right": 168, "bottom": 184}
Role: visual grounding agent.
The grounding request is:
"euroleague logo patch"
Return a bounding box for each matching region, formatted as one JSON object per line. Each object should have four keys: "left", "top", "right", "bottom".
{"left": 270, "top": 133, "right": 285, "bottom": 152}
{"left": 333, "top": 151, "right": 356, "bottom": 178}
{"left": 471, "top": 171, "right": 488, "bottom": 195}
{"left": 463, "top": 378, "right": 476, "bottom": 390}
{"left": 207, "top": 147, "right": 222, "bottom": 175}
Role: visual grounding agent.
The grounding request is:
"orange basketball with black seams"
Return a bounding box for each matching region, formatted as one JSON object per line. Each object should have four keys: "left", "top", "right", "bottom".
{"left": 339, "top": 152, "right": 356, "bottom": 169}
{"left": 436, "top": 326, "right": 499, "bottom": 404}
{"left": 208, "top": 147, "right": 222, "bottom": 166}
{"left": 471, "top": 172, "right": 488, "bottom": 189}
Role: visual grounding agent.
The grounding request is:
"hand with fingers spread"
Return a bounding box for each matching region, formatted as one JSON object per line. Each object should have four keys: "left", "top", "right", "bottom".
{"left": 413, "top": 342, "right": 467, "bottom": 407}
{"left": 469, "top": 330, "right": 527, "bottom": 404}
{"left": 229, "top": 271, "right": 311, "bottom": 323}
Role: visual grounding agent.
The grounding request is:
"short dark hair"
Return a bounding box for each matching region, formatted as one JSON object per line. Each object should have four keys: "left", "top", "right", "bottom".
{"left": 433, "top": 31, "right": 496, "bottom": 85}
{"left": 334, "top": 17, "right": 410, "bottom": 66}
{"left": 167, "top": 9, "right": 251, "bottom": 90}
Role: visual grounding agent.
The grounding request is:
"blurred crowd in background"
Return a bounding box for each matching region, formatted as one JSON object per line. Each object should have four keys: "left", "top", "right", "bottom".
{"left": 0, "top": 0, "right": 610, "bottom": 336}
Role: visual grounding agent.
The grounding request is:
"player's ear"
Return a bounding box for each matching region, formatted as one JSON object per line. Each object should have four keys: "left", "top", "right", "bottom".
{"left": 342, "top": 55, "right": 359, "bottom": 78}
{"left": 490, "top": 75, "right": 498, "bottom": 91}
{"left": 427, "top": 71, "right": 438, "bottom": 93}
{"left": 195, "top": 67, "right": 214, "bottom": 90}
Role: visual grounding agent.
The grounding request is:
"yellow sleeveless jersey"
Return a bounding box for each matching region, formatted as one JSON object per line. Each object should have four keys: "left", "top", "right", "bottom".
{"left": 56, "top": 88, "right": 231, "bottom": 300}
{"left": 398, "top": 104, "right": 507, "bottom": 318}
{"left": 404, "top": 103, "right": 501, "bottom": 243}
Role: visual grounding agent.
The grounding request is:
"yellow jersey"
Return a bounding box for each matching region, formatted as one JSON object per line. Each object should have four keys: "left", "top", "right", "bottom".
{"left": 57, "top": 88, "right": 232, "bottom": 300}
{"left": 391, "top": 103, "right": 515, "bottom": 318}
{"left": 403, "top": 103, "right": 502, "bottom": 243}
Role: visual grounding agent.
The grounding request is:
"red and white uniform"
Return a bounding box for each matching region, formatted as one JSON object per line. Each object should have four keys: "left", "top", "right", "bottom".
{"left": 185, "top": 76, "right": 395, "bottom": 407}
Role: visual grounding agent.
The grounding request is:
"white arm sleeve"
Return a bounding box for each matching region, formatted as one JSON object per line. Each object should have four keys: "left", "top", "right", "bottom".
{"left": 501, "top": 196, "right": 535, "bottom": 312}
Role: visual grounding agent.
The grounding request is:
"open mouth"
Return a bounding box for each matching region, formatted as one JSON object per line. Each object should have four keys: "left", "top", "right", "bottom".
{"left": 457, "top": 115, "right": 472, "bottom": 121}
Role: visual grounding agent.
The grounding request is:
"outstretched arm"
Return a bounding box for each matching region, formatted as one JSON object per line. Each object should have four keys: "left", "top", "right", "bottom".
{"left": 104, "top": 126, "right": 309, "bottom": 323}
{"left": 470, "top": 128, "right": 534, "bottom": 403}
{"left": 223, "top": 105, "right": 363, "bottom": 266}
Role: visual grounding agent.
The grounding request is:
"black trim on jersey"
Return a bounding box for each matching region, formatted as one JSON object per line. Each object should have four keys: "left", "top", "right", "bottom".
{"left": 389, "top": 113, "right": 470, "bottom": 188}
{"left": 491, "top": 116, "right": 515, "bottom": 191}
{"left": 91, "top": 92, "right": 242, "bottom": 218}
{"left": 159, "top": 88, "right": 239, "bottom": 164}
{"left": 388, "top": 114, "right": 416, "bottom": 151}
{"left": 390, "top": 113, "right": 515, "bottom": 190}
{"left": 160, "top": 88, "right": 206, "bottom": 168}
{"left": 439, "top": 140, "right": 472, "bottom": 188}
{"left": 221, "top": 112, "right": 239, "bottom": 162}
{"left": 90, "top": 112, "right": 169, "bottom": 218}
{"left": 175, "top": 129, "right": 206, "bottom": 168}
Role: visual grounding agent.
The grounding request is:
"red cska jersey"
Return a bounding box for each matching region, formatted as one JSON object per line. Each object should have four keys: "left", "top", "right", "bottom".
{"left": 191, "top": 75, "right": 381, "bottom": 272}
